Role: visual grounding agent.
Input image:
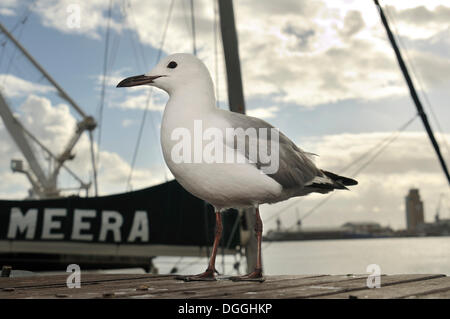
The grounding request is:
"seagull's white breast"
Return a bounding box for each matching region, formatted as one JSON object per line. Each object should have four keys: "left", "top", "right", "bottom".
{"left": 160, "top": 100, "right": 283, "bottom": 210}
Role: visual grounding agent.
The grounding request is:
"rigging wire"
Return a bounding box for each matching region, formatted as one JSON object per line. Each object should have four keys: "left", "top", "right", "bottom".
{"left": 0, "top": 0, "right": 36, "bottom": 83}
{"left": 94, "top": 0, "right": 113, "bottom": 195}
{"left": 106, "top": 0, "right": 124, "bottom": 73}
{"left": 181, "top": 0, "right": 192, "bottom": 38}
{"left": 213, "top": 0, "right": 220, "bottom": 107}
{"left": 375, "top": 0, "right": 450, "bottom": 187}
{"left": 107, "top": 32, "right": 121, "bottom": 72}
{"left": 262, "top": 114, "right": 419, "bottom": 251}
{"left": 383, "top": 4, "right": 450, "bottom": 160}
{"left": 0, "top": 0, "right": 35, "bottom": 44}
{"left": 125, "top": 0, "right": 175, "bottom": 191}
{"left": 0, "top": 44, "right": 30, "bottom": 82}
{"left": 264, "top": 113, "right": 419, "bottom": 226}
{"left": 127, "top": 23, "right": 144, "bottom": 71}
{"left": 126, "top": 0, "right": 148, "bottom": 69}
{"left": 1, "top": 15, "right": 28, "bottom": 86}
{"left": 301, "top": 116, "right": 417, "bottom": 222}
{"left": 89, "top": 130, "right": 98, "bottom": 196}
{"left": 190, "top": 0, "right": 197, "bottom": 56}
{"left": 124, "top": 0, "right": 167, "bottom": 180}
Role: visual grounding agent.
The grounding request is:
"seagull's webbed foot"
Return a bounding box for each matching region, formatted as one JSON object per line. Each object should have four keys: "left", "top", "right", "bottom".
{"left": 175, "top": 267, "right": 219, "bottom": 282}
{"left": 229, "top": 268, "right": 265, "bottom": 282}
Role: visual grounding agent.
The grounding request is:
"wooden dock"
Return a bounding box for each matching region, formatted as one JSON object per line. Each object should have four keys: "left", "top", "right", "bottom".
{"left": 0, "top": 273, "right": 449, "bottom": 299}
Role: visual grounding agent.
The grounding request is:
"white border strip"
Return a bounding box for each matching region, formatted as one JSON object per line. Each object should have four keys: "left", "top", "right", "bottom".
{"left": 0, "top": 241, "right": 237, "bottom": 257}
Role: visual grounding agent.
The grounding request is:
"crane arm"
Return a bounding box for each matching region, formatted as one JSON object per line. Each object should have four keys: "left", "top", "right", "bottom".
{"left": 0, "top": 92, "right": 51, "bottom": 191}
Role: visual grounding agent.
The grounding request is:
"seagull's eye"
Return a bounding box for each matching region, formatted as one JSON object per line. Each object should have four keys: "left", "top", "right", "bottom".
{"left": 167, "top": 61, "right": 177, "bottom": 69}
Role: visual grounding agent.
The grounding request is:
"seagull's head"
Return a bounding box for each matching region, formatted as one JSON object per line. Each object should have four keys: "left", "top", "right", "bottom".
{"left": 116, "top": 53, "right": 211, "bottom": 94}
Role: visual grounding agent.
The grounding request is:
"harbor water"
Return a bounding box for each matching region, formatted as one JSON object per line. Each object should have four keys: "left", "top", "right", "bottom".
{"left": 152, "top": 237, "right": 450, "bottom": 276}
{"left": 26, "top": 236, "right": 450, "bottom": 277}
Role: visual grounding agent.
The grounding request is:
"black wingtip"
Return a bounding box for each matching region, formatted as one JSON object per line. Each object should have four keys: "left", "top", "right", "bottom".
{"left": 322, "top": 170, "right": 358, "bottom": 186}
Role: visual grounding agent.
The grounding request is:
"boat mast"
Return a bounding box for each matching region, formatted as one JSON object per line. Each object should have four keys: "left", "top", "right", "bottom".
{"left": 0, "top": 22, "right": 97, "bottom": 197}
{"left": 374, "top": 0, "right": 450, "bottom": 187}
{"left": 217, "top": 0, "right": 258, "bottom": 273}
{"left": 218, "top": 0, "right": 246, "bottom": 115}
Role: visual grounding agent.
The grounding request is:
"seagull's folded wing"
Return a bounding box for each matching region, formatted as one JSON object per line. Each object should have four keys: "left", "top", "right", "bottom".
{"left": 221, "top": 110, "right": 322, "bottom": 189}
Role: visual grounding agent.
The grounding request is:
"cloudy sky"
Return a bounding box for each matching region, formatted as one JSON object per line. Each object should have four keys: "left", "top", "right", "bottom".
{"left": 0, "top": 0, "right": 449, "bottom": 231}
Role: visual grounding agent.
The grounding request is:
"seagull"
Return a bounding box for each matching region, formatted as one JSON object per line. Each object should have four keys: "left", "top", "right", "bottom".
{"left": 117, "top": 53, "right": 357, "bottom": 282}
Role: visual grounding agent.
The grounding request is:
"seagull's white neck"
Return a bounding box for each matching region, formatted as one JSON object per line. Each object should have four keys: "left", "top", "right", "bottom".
{"left": 159, "top": 73, "right": 219, "bottom": 176}
{"left": 160, "top": 74, "right": 218, "bottom": 151}
{"left": 166, "top": 76, "right": 217, "bottom": 115}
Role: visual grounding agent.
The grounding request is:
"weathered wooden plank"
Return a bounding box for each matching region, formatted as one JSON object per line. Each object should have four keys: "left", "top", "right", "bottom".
{"left": 408, "top": 288, "right": 450, "bottom": 299}
{"left": 0, "top": 274, "right": 448, "bottom": 299}
{"left": 57, "top": 275, "right": 318, "bottom": 299}
{"left": 159, "top": 274, "right": 368, "bottom": 299}
{"left": 125, "top": 275, "right": 324, "bottom": 299}
{"left": 0, "top": 274, "right": 175, "bottom": 299}
{"left": 0, "top": 274, "right": 313, "bottom": 299}
{"left": 0, "top": 274, "right": 345, "bottom": 299}
{"left": 210, "top": 274, "right": 444, "bottom": 299}
{"left": 317, "top": 276, "right": 450, "bottom": 299}
{"left": 0, "top": 274, "right": 177, "bottom": 299}
{"left": 0, "top": 274, "right": 171, "bottom": 289}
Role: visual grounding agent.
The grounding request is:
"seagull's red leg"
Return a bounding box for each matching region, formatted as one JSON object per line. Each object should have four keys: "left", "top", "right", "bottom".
{"left": 176, "top": 210, "right": 222, "bottom": 281}
{"left": 230, "top": 207, "right": 265, "bottom": 282}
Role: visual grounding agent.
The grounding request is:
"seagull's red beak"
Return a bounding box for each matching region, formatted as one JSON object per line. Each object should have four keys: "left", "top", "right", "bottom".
{"left": 116, "top": 74, "right": 164, "bottom": 87}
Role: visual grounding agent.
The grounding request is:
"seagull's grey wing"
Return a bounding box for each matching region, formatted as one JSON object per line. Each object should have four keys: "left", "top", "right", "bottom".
{"left": 220, "top": 110, "right": 322, "bottom": 189}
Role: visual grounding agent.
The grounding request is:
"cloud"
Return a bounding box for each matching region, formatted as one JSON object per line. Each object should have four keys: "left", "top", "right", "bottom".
{"left": 247, "top": 106, "right": 279, "bottom": 119}
{"left": 114, "top": 89, "right": 166, "bottom": 111}
{"left": 338, "top": 10, "right": 365, "bottom": 38}
{"left": 388, "top": 5, "right": 450, "bottom": 27}
{"left": 121, "top": 118, "right": 135, "bottom": 128}
{"left": 382, "top": 4, "right": 450, "bottom": 40}
{"left": 301, "top": 131, "right": 450, "bottom": 176}
{"left": 30, "top": 0, "right": 122, "bottom": 39}
{"left": 17, "top": 95, "right": 77, "bottom": 152}
{"left": 0, "top": 7, "right": 15, "bottom": 16}
{"left": 0, "top": 74, "right": 54, "bottom": 98}
{"left": 235, "top": 1, "right": 450, "bottom": 107}
{"left": 407, "top": 50, "right": 450, "bottom": 89}
{"left": 93, "top": 73, "right": 130, "bottom": 89}
{"left": 0, "top": 0, "right": 18, "bottom": 16}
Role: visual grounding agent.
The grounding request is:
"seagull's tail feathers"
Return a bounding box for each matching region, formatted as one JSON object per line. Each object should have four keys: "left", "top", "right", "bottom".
{"left": 305, "top": 170, "right": 357, "bottom": 192}
{"left": 321, "top": 170, "right": 358, "bottom": 189}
